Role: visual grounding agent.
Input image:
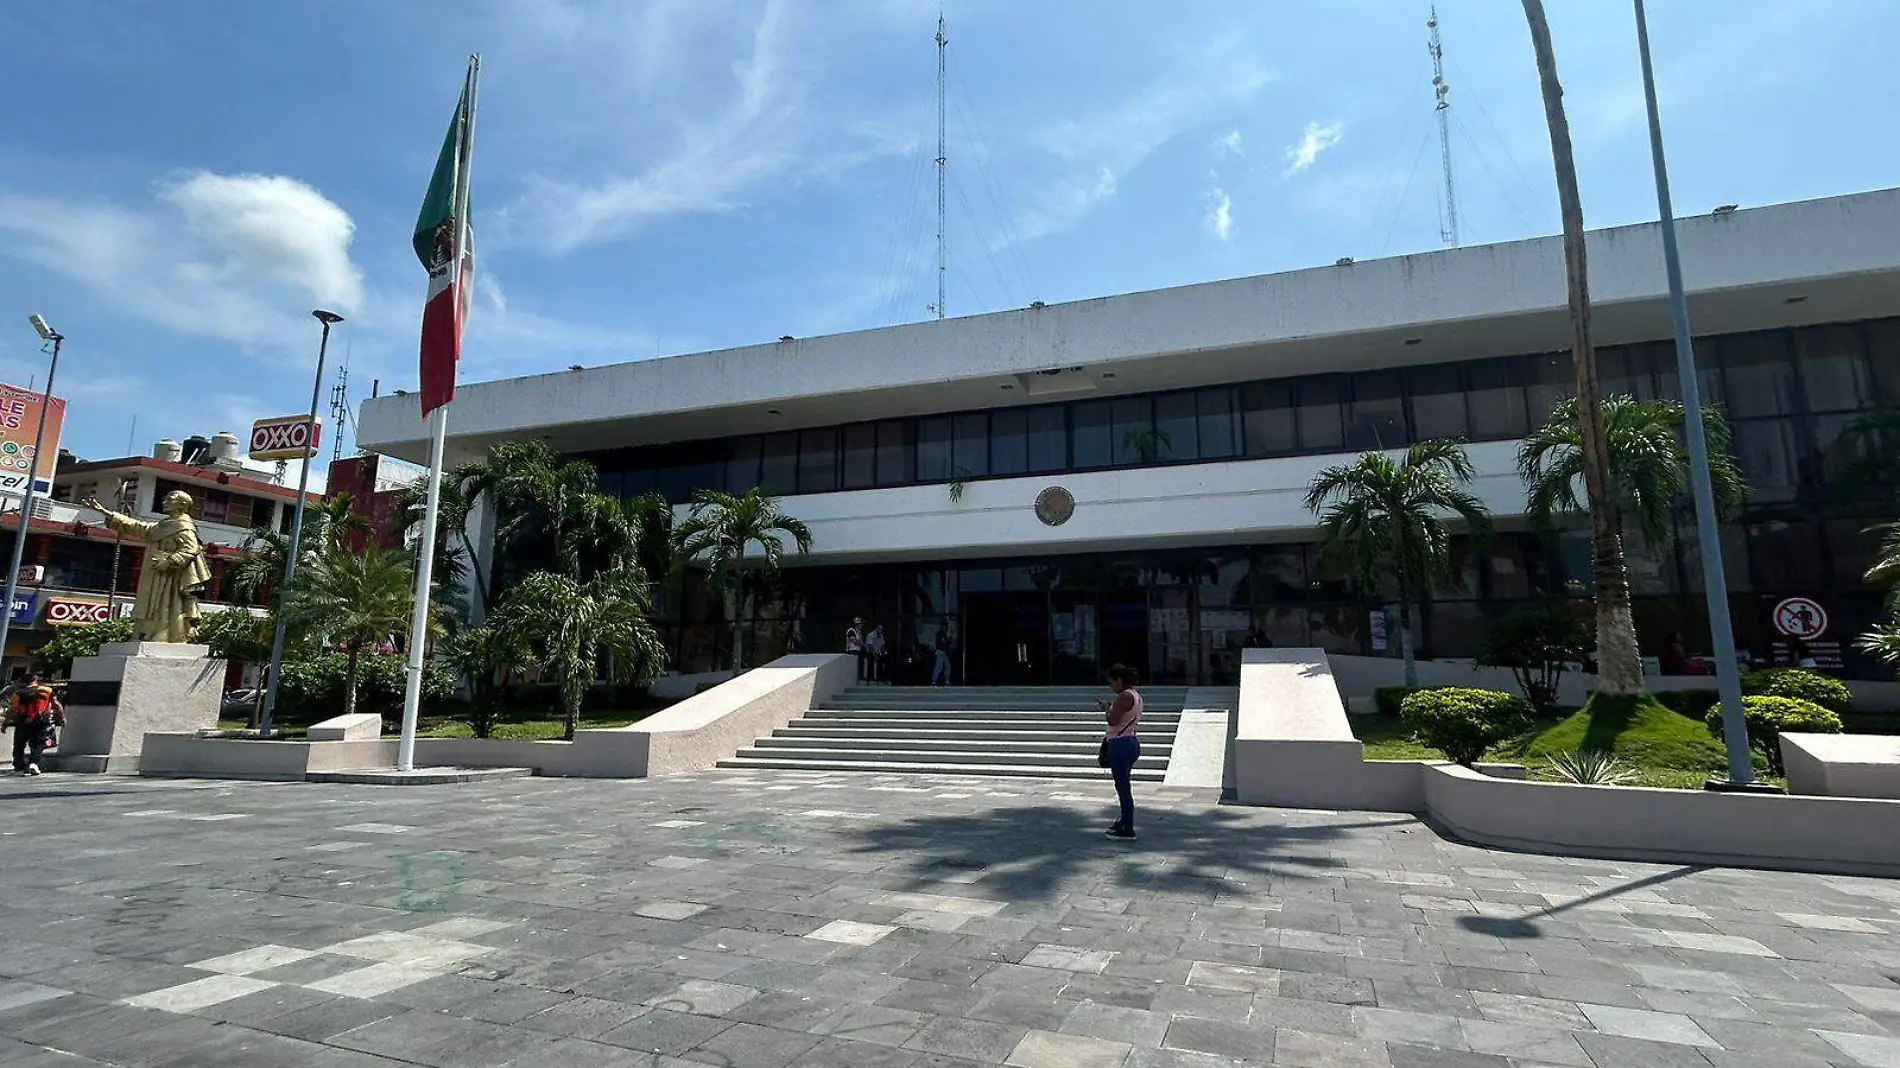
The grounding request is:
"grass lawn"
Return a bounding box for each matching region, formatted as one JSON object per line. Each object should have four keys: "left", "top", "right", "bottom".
{"left": 222, "top": 697, "right": 676, "bottom": 742}
{"left": 1355, "top": 695, "right": 1769, "bottom": 790}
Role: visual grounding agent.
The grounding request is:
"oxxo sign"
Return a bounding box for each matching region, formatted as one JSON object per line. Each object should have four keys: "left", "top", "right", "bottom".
{"left": 250, "top": 416, "right": 322, "bottom": 461}
{"left": 45, "top": 598, "right": 132, "bottom": 627}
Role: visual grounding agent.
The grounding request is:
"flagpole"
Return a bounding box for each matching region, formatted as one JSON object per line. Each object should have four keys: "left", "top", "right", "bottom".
{"left": 398, "top": 54, "right": 479, "bottom": 772}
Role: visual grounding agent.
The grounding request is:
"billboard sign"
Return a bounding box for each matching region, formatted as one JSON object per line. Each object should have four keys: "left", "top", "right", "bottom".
{"left": 8, "top": 592, "right": 37, "bottom": 627}
{"left": 0, "top": 383, "right": 66, "bottom": 497}
{"left": 250, "top": 415, "right": 322, "bottom": 461}
{"left": 43, "top": 596, "right": 134, "bottom": 628}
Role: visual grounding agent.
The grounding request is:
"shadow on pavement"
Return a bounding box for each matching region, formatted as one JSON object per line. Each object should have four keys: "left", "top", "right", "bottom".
{"left": 1455, "top": 863, "right": 1706, "bottom": 939}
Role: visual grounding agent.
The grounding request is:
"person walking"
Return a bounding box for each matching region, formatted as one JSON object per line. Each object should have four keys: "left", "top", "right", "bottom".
{"left": 931, "top": 635, "right": 953, "bottom": 686}
{"left": 866, "top": 625, "right": 888, "bottom": 685}
{"left": 4, "top": 673, "right": 63, "bottom": 776}
{"left": 1097, "top": 664, "right": 1142, "bottom": 840}
{"left": 845, "top": 618, "right": 867, "bottom": 683}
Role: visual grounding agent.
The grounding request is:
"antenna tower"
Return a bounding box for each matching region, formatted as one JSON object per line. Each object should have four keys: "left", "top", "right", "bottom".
{"left": 933, "top": 12, "right": 947, "bottom": 320}
{"left": 1428, "top": 7, "right": 1459, "bottom": 246}
{"left": 327, "top": 340, "right": 351, "bottom": 462}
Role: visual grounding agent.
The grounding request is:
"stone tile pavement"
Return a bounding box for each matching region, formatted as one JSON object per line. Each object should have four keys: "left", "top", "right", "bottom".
{"left": 1, "top": 768, "right": 1899, "bottom": 1066}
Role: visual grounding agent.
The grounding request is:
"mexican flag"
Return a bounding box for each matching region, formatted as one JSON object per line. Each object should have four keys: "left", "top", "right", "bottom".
{"left": 413, "top": 78, "right": 474, "bottom": 419}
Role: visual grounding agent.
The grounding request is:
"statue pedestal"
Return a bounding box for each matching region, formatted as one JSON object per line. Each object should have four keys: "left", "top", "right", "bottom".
{"left": 49, "top": 642, "right": 225, "bottom": 774}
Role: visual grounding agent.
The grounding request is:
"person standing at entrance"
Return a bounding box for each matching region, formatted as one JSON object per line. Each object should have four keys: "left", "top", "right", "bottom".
{"left": 1097, "top": 664, "right": 1142, "bottom": 840}
{"left": 866, "top": 625, "right": 888, "bottom": 685}
{"left": 846, "top": 618, "right": 866, "bottom": 682}
{"left": 932, "top": 635, "right": 952, "bottom": 686}
{"left": 4, "top": 673, "right": 63, "bottom": 776}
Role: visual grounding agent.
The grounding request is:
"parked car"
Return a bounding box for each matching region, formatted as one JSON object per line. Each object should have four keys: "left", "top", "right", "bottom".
{"left": 220, "top": 688, "right": 260, "bottom": 717}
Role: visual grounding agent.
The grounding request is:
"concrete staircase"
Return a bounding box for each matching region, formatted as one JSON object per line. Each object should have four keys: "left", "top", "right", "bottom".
{"left": 718, "top": 686, "right": 1189, "bottom": 781}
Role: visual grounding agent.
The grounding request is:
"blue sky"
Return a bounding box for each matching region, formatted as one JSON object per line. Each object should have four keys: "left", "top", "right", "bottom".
{"left": 1, "top": 0, "right": 1894, "bottom": 484}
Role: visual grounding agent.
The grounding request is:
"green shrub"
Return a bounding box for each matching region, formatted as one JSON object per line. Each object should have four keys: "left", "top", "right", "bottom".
{"left": 1527, "top": 694, "right": 1728, "bottom": 772}
{"left": 274, "top": 653, "right": 456, "bottom": 726}
{"left": 1547, "top": 749, "right": 1635, "bottom": 785}
{"left": 1706, "top": 695, "right": 1844, "bottom": 775}
{"left": 1654, "top": 689, "right": 1719, "bottom": 720}
{"left": 1741, "top": 668, "right": 1853, "bottom": 717}
{"left": 1477, "top": 608, "right": 1592, "bottom": 718}
{"left": 1376, "top": 685, "right": 1428, "bottom": 718}
{"left": 1399, "top": 687, "right": 1531, "bottom": 767}
{"left": 31, "top": 617, "right": 137, "bottom": 676}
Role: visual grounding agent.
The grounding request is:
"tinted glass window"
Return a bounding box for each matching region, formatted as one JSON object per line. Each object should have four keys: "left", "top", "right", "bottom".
{"left": 1112, "top": 397, "right": 1153, "bottom": 465}
{"left": 1730, "top": 417, "right": 1807, "bottom": 503}
{"left": 1154, "top": 392, "right": 1199, "bottom": 461}
{"left": 1347, "top": 371, "right": 1403, "bottom": 451}
{"left": 990, "top": 409, "right": 1028, "bottom": 475}
{"left": 1600, "top": 345, "right": 1658, "bottom": 401}
{"left": 1407, "top": 364, "right": 1466, "bottom": 440}
{"left": 1794, "top": 325, "right": 1873, "bottom": 412}
{"left": 1522, "top": 351, "right": 1573, "bottom": 427}
{"left": 1026, "top": 406, "right": 1066, "bottom": 472}
{"left": 797, "top": 428, "right": 838, "bottom": 493}
{"left": 1198, "top": 388, "right": 1237, "bottom": 459}
{"left": 1297, "top": 376, "right": 1345, "bottom": 452}
{"left": 954, "top": 413, "right": 988, "bottom": 477}
{"left": 841, "top": 424, "right": 876, "bottom": 489}
{"left": 874, "top": 420, "right": 913, "bottom": 486}
{"left": 1072, "top": 400, "right": 1112, "bottom": 469}
{"left": 1866, "top": 318, "right": 1900, "bottom": 405}
{"left": 725, "top": 436, "right": 761, "bottom": 493}
{"left": 1719, "top": 332, "right": 1798, "bottom": 417}
{"left": 1466, "top": 357, "right": 1528, "bottom": 438}
{"left": 760, "top": 432, "right": 798, "bottom": 496}
{"left": 1241, "top": 382, "right": 1296, "bottom": 455}
{"left": 917, "top": 417, "right": 953, "bottom": 481}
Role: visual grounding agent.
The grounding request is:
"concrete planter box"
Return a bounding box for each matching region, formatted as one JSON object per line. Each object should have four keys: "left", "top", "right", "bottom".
{"left": 140, "top": 735, "right": 396, "bottom": 780}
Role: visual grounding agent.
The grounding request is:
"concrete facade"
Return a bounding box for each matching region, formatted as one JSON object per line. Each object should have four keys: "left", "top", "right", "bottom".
{"left": 1783, "top": 731, "right": 1900, "bottom": 799}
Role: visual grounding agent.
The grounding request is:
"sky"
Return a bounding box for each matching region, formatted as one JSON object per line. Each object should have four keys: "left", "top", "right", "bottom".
{"left": 1, "top": 0, "right": 1895, "bottom": 489}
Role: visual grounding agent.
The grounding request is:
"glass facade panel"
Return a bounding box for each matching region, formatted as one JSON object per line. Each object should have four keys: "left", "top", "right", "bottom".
{"left": 797, "top": 428, "right": 838, "bottom": 493}
{"left": 1198, "top": 388, "right": 1237, "bottom": 459}
{"left": 1297, "top": 376, "right": 1346, "bottom": 452}
{"left": 1154, "top": 392, "right": 1199, "bottom": 461}
{"left": 1748, "top": 517, "right": 1826, "bottom": 590}
{"left": 1347, "top": 371, "right": 1404, "bottom": 451}
{"left": 726, "top": 436, "right": 761, "bottom": 493}
{"left": 1794, "top": 324, "right": 1873, "bottom": 412}
{"left": 1407, "top": 364, "right": 1467, "bottom": 441}
{"left": 1601, "top": 345, "right": 1658, "bottom": 401}
{"left": 1072, "top": 400, "right": 1112, "bottom": 469}
{"left": 760, "top": 432, "right": 797, "bottom": 496}
{"left": 954, "top": 413, "right": 988, "bottom": 477}
{"left": 1241, "top": 382, "right": 1296, "bottom": 456}
{"left": 1466, "top": 357, "right": 1528, "bottom": 438}
{"left": 1027, "top": 406, "right": 1065, "bottom": 472}
{"left": 875, "top": 420, "right": 913, "bottom": 486}
{"left": 1731, "top": 418, "right": 1807, "bottom": 503}
{"left": 841, "top": 424, "right": 876, "bottom": 489}
{"left": 1718, "top": 332, "right": 1797, "bottom": 417}
{"left": 1866, "top": 319, "right": 1900, "bottom": 405}
{"left": 917, "top": 416, "right": 953, "bottom": 481}
{"left": 990, "top": 409, "right": 1028, "bottom": 476}
{"left": 1112, "top": 397, "right": 1154, "bottom": 465}
{"left": 1523, "top": 351, "right": 1573, "bottom": 427}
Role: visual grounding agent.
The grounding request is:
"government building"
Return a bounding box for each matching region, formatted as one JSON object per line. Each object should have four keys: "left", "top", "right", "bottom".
{"left": 358, "top": 189, "right": 1900, "bottom": 686}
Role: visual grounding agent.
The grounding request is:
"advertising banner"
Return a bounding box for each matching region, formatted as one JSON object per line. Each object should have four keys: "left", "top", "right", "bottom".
{"left": 250, "top": 415, "right": 323, "bottom": 461}
{"left": 8, "top": 592, "right": 36, "bottom": 627}
{"left": 0, "top": 383, "right": 66, "bottom": 497}
{"left": 43, "top": 596, "right": 134, "bottom": 628}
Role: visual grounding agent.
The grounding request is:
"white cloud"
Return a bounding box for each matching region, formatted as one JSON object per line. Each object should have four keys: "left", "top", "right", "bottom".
{"left": 1284, "top": 120, "right": 1344, "bottom": 176}
{"left": 1218, "top": 128, "right": 1244, "bottom": 155}
{"left": 163, "top": 173, "right": 364, "bottom": 311}
{"left": 1204, "top": 176, "right": 1233, "bottom": 242}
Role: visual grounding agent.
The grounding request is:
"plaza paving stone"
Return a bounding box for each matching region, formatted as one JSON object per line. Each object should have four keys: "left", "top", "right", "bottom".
{"left": 0, "top": 770, "right": 1898, "bottom": 1066}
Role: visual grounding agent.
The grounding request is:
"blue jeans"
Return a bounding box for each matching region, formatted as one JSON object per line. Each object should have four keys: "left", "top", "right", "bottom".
{"left": 1106, "top": 736, "right": 1141, "bottom": 829}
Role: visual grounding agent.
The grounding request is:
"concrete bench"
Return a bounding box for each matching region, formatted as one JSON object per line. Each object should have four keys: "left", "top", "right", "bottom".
{"left": 1783, "top": 733, "right": 1900, "bottom": 800}
{"left": 307, "top": 713, "right": 383, "bottom": 742}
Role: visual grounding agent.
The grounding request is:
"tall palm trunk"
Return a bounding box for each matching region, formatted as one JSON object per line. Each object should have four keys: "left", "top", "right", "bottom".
{"left": 1522, "top": 0, "right": 1644, "bottom": 695}
{"left": 343, "top": 645, "right": 360, "bottom": 718}
{"left": 726, "top": 579, "right": 744, "bottom": 672}
{"left": 562, "top": 673, "right": 582, "bottom": 741}
{"left": 1392, "top": 526, "right": 1419, "bottom": 687}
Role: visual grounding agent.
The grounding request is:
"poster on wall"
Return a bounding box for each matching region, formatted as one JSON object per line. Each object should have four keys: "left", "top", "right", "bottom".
{"left": 1369, "top": 610, "right": 1389, "bottom": 652}
{"left": 0, "top": 383, "right": 66, "bottom": 497}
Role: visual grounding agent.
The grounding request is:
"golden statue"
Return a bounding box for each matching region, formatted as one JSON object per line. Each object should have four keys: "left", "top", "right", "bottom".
{"left": 81, "top": 489, "right": 212, "bottom": 643}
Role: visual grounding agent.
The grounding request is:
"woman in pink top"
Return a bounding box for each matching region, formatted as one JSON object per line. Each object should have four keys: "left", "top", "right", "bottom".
{"left": 1097, "top": 664, "right": 1142, "bottom": 840}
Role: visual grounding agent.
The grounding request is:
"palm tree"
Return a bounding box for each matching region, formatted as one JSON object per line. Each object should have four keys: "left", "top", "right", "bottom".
{"left": 1867, "top": 521, "right": 1900, "bottom": 613}
{"left": 397, "top": 467, "right": 488, "bottom": 612}
{"left": 501, "top": 568, "right": 667, "bottom": 740}
{"left": 1519, "top": 395, "right": 1748, "bottom": 548}
{"left": 280, "top": 546, "right": 422, "bottom": 719}
{"left": 1521, "top": 0, "right": 1640, "bottom": 695}
{"left": 312, "top": 493, "right": 372, "bottom": 553}
{"left": 675, "top": 488, "right": 813, "bottom": 671}
{"left": 1304, "top": 440, "right": 1494, "bottom": 687}
{"left": 440, "top": 623, "right": 529, "bottom": 738}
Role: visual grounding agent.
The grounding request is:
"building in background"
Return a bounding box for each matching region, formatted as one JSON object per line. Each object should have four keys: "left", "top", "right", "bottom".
{"left": 359, "top": 189, "right": 1900, "bottom": 684}
{"left": 326, "top": 452, "right": 419, "bottom": 553}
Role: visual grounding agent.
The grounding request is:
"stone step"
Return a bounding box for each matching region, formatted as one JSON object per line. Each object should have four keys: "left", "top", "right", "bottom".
{"left": 731, "top": 745, "right": 1167, "bottom": 770}
{"left": 808, "top": 709, "right": 1183, "bottom": 723}
{"left": 780, "top": 725, "right": 1179, "bottom": 744}
{"left": 754, "top": 736, "right": 1174, "bottom": 756}
{"left": 716, "top": 755, "right": 1168, "bottom": 782}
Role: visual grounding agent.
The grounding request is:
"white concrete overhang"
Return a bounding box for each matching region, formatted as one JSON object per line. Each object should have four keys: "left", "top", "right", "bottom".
{"left": 358, "top": 188, "right": 1900, "bottom": 466}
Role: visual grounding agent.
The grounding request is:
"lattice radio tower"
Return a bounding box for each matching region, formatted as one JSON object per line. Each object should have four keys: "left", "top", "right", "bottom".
{"left": 1428, "top": 7, "right": 1459, "bottom": 246}
{"left": 931, "top": 11, "right": 948, "bottom": 320}
{"left": 327, "top": 340, "right": 351, "bottom": 462}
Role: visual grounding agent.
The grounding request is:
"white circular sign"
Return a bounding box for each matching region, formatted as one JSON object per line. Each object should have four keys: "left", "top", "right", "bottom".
{"left": 1772, "top": 596, "right": 1828, "bottom": 639}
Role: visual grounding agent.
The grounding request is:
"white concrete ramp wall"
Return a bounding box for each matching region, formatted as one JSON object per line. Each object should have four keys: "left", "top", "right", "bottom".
{"left": 591, "top": 653, "right": 856, "bottom": 777}
{"left": 1232, "top": 649, "right": 1367, "bottom": 808}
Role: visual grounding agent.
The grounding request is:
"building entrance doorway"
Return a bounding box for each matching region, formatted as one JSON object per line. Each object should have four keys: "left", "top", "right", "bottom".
{"left": 961, "top": 592, "right": 1049, "bottom": 685}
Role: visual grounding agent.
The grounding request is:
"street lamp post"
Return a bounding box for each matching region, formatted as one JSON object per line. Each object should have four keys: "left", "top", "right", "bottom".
{"left": 258, "top": 309, "right": 343, "bottom": 737}
{"left": 0, "top": 316, "right": 66, "bottom": 678}
{"left": 1631, "top": 0, "right": 1762, "bottom": 789}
